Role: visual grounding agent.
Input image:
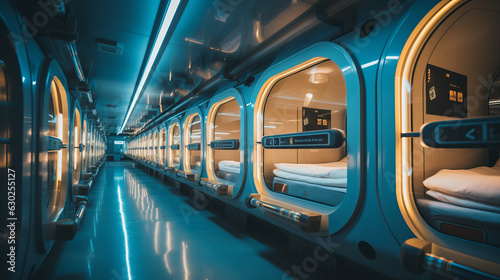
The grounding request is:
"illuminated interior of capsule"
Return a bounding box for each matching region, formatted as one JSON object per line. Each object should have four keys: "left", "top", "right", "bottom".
{"left": 72, "top": 108, "right": 82, "bottom": 185}
{"left": 184, "top": 113, "right": 201, "bottom": 173}
{"left": 159, "top": 127, "right": 166, "bottom": 166}
{"left": 261, "top": 60, "right": 347, "bottom": 206}
{"left": 147, "top": 132, "right": 152, "bottom": 162}
{"left": 47, "top": 77, "right": 68, "bottom": 222}
{"left": 168, "top": 122, "right": 181, "bottom": 168}
{"left": 153, "top": 129, "right": 158, "bottom": 164}
{"left": 212, "top": 98, "right": 240, "bottom": 182}
{"left": 82, "top": 119, "right": 87, "bottom": 175}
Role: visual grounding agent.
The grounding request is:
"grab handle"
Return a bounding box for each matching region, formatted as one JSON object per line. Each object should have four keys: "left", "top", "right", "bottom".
{"left": 51, "top": 196, "right": 88, "bottom": 241}
{"left": 245, "top": 194, "right": 321, "bottom": 232}
{"left": 402, "top": 238, "right": 500, "bottom": 280}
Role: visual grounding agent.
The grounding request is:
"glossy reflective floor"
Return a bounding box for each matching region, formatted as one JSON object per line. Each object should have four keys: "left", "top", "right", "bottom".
{"left": 36, "top": 161, "right": 339, "bottom": 280}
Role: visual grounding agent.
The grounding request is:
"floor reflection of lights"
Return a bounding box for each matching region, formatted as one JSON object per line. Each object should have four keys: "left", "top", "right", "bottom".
{"left": 125, "top": 170, "right": 186, "bottom": 276}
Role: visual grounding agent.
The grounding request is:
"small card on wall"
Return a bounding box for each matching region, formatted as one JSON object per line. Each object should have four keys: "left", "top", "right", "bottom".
{"left": 426, "top": 64, "right": 468, "bottom": 118}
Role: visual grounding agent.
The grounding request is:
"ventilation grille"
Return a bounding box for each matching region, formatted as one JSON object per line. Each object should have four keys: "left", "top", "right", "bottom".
{"left": 97, "top": 40, "right": 124, "bottom": 55}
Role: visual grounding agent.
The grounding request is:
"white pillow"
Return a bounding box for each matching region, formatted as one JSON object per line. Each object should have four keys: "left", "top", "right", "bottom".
{"left": 423, "top": 166, "right": 500, "bottom": 205}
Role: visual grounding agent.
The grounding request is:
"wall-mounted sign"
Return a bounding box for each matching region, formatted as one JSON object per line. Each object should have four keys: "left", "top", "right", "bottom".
{"left": 210, "top": 139, "right": 239, "bottom": 150}
{"left": 262, "top": 129, "right": 344, "bottom": 149}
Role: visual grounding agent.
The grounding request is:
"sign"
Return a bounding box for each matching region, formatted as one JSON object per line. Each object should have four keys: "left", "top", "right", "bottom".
{"left": 262, "top": 129, "right": 344, "bottom": 149}
{"left": 210, "top": 139, "right": 239, "bottom": 150}
{"left": 302, "top": 107, "right": 331, "bottom": 132}
{"left": 426, "top": 64, "right": 468, "bottom": 118}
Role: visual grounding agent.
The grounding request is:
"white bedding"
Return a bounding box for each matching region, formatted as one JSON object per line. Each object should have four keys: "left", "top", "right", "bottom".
{"left": 274, "top": 157, "right": 347, "bottom": 179}
{"left": 427, "top": 190, "right": 500, "bottom": 213}
{"left": 423, "top": 163, "right": 500, "bottom": 206}
{"left": 218, "top": 160, "right": 240, "bottom": 174}
{"left": 273, "top": 169, "right": 347, "bottom": 187}
{"left": 191, "top": 162, "right": 201, "bottom": 171}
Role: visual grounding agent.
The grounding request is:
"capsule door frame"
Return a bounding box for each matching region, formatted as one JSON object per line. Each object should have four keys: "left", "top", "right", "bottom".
{"left": 146, "top": 130, "right": 152, "bottom": 162}
{"left": 252, "top": 42, "right": 363, "bottom": 234}
{"left": 70, "top": 100, "right": 84, "bottom": 186}
{"left": 36, "top": 59, "right": 71, "bottom": 252}
{"left": 205, "top": 88, "right": 247, "bottom": 199}
{"left": 182, "top": 106, "right": 204, "bottom": 181}
{"left": 158, "top": 123, "right": 167, "bottom": 168}
{"left": 167, "top": 118, "right": 182, "bottom": 170}
{"left": 385, "top": 0, "right": 500, "bottom": 273}
{"left": 81, "top": 114, "right": 88, "bottom": 178}
{"left": 151, "top": 128, "right": 158, "bottom": 164}
{"left": 0, "top": 8, "right": 35, "bottom": 269}
{"left": 86, "top": 121, "right": 93, "bottom": 170}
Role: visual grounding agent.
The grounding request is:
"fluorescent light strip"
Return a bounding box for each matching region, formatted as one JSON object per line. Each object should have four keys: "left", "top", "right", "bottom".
{"left": 119, "top": 0, "right": 181, "bottom": 134}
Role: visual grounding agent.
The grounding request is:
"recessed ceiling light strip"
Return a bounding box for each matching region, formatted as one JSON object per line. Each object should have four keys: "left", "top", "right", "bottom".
{"left": 119, "top": 0, "right": 182, "bottom": 134}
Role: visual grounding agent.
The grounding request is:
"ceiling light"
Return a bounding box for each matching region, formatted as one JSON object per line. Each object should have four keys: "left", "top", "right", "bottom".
{"left": 304, "top": 93, "right": 313, "bottom": 107}
{"left": 119, "top": 0, "right": 182, "bottom": 134}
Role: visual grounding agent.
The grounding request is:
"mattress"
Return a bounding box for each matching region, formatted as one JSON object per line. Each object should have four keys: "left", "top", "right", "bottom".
{"left": 272, "top": 177, "right": 346, "bottom": 207}
{"left": 191, "top": 161, "right": 201, "bottom": 172}
{"left": 274, "top": 157, "right": 347, "bottom": 179}
{"left": 423, "top": 164, "right": 500, "bottom": 205}
{"left": 273, "top": 169, "right": 347, "bottom": 187}
{"left": 218, "top": 160, "right": 240, "bottom": 174}
{"left": 427, "top": 190, "right": 500, "bottom": 213}
{"left": 417, "top": 198, "right": 500, "bottom": 246}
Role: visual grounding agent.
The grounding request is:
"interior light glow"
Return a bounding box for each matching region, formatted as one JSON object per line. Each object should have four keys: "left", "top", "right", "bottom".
{"left": 58, "top": 113, "right": 63, "bottom": 181}
{"left": 74, "top": 128, "right": 78, "bottom": 169}
{"left": 119, "top": 0, "right": 182, "bottom": 134}
{"left": 309, "top": 73, "right": 328, "bottom": 84}
{"left": 304, "top": 93, "right": 313, "bottom": 106}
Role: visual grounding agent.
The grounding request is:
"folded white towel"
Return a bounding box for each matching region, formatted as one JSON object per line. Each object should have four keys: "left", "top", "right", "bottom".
{"left": 218, "top": 160, "right": 240, "bottom": 174}
{"left": 274, "top": 157, "right": 347, "bottom": 179}
{"left": 273, "top": 169, "right": 347, "bottom": 187}
{"left": 424, "top": 165, "right": 500, "bottom": 205}
{"left": 426, "top": 190, "right": 500, "bottom": 213}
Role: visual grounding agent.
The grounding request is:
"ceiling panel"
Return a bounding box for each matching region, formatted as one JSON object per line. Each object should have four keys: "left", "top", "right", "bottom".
{"left": 69, "top": 0, "right": 388, "bottom": 134}
{"left": 124, "top": 0, "right": 318, "bottom": 133}
{"left": 73, "top": 0, "right": 161, "bottom": 134}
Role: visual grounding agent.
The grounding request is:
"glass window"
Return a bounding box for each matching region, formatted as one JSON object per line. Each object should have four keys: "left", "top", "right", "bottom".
{"left": 188, "top": 114, "right": 201, "bottom": 172}
{"left": 46, "top": 77, "right": 68, "bottom": 222}
{"left": 142, "top": 135, "right": 146, "bottom": 159}
{"left": 262, "top": 60, "right": 347, "bottom": 206}
{"left": 213, "top": 99, "right": 240, "bottom": 182}
{"left": 169, "top": 123, "right": 181, "bottom": 168}
{"left": 159, "top": 127, "right": 166, "bottom": 165}
{"left": 147, "top": 133, "right": 152, "bottom": 161}
{"left": 153, "top": 130, "right": 158, "bottom": 163}
{"left": 82, "top": 120, "right": 87, "bottom": 175}
{"left": 72, "top": 108, "right": 82, "bottom": 185}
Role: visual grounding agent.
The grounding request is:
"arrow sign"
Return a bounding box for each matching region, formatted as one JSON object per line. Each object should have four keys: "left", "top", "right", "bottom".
{"left": 465, "top": 128, "right": 476, "bottom": 140}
